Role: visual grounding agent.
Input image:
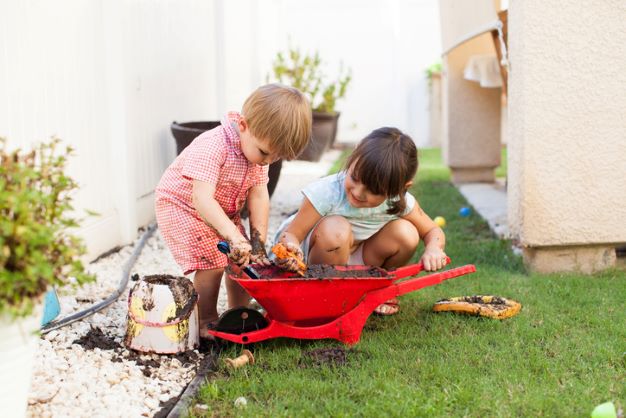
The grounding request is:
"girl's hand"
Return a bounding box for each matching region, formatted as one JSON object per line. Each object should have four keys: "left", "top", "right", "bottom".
{"left": 275, "top": 242, "right": 305, "bottom": 273}
{"left": 228, "top": 239, "right": 252, "bottom": 266}
{"left": 421, "top": 247, "right": 448, "bottom": 271}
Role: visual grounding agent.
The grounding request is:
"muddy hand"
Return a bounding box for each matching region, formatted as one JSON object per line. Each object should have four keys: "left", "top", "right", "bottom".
{"left": 250, "top": 253, "right": 272, "bottom": 266}
{"left": 229, "top": 239, "right": 252, "bottom": 266}
{"left": 272, "top": 242, "right": 306, "bottom": 274}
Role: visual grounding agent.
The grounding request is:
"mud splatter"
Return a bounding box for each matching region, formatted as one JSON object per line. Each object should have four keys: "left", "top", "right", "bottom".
{"left": 300, "top": 347, "right": 347, "bottom": 367}
{"left": 250, "top": 227, "right": 268, "bottom": 260}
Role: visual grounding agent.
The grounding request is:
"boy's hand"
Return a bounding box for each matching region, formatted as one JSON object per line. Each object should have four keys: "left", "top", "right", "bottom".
{"left": 274, "top": 242, "right": 305, "bottom": 273}
{"left": 421, "top": 247, "right": 448, "bottom": 271}
{"left": 228, "top": 239, "right": 252, "bottom": 266}
{"left": 250, "top": 252, "right": 272, "bottom": 266}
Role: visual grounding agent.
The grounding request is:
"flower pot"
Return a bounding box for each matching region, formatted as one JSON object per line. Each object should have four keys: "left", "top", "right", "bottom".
{"left": 0, "top": 303, "right": 43, "bottom": 417}
{"left": 170, "top": 121, "right": 282, "bottom": 197}
{"left": 297, "top": 111, "right": 340, "bottom": 162}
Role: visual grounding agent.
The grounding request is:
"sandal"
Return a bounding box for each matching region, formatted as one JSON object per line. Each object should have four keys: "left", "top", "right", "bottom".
{"left": 374, "top": 298, "right": 400, "bottom": 316}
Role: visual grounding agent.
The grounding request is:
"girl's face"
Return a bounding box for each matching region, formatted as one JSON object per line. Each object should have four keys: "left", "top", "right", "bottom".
{"left": 238, "top": 118, "right": 279, "bottom": 166}
{"left": 344, "top": 165, "right": 387, "bottom": 208}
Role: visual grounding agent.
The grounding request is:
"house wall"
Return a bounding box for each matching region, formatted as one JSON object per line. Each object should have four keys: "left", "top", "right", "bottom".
{"left": 507, "top": 0, "right": 626, "bottom": 272}
{"left": 0, "top": 1, "right": 218, "bottom": 259}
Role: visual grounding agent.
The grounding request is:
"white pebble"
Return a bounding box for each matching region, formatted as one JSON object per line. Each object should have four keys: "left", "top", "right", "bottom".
{"left": 234, "top": 397, "right": 247, "bottom": 408}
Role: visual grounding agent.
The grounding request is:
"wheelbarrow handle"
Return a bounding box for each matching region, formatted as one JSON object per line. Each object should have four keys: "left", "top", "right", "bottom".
{"left": 389, "top": 256, "right": 451, "bottom": 280}
{"left": 217, "top": 241, "right": 261, "bottom": 280}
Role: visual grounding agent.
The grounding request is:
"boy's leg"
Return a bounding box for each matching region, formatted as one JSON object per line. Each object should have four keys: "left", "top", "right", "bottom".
{"left": 225, "top": 274, "right": 252, "bottom": 308}
{"left": 308, "top": 216, "right": 353, "bottom": 264}
{"left": 362, "top": 219, "right": 420, "bottom": 315}
{"left": 193, "top": 268, "right": 224, "bottom": 338}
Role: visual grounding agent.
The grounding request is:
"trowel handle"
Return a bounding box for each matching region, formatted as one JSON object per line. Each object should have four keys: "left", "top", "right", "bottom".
{"left": 217, "top": 241, "right": 261, "bottom": 280}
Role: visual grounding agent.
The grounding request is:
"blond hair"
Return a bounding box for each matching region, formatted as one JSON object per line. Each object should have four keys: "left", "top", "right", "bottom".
{"left": 242, "top": 84, "right": 312, "bottom": 160}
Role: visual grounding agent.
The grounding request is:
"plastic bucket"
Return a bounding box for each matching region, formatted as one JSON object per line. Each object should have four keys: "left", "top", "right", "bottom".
{"left": 124, "top": 275, "right": 199, "bottom": 353}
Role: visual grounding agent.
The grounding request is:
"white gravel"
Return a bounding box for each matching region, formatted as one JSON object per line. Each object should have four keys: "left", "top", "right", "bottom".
{"left": 26, "top": 151, "right": 340, "bottom": 418}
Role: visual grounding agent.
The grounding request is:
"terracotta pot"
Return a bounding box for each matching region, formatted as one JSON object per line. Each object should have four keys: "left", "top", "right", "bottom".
{"left": 297, "top": 111, "right": 340, "bottom": 162}
{"left": 170, "top": 121, "right": 282, "bottom": 197}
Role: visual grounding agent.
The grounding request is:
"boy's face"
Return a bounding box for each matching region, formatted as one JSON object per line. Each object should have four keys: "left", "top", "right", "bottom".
{"left": 238, "top": 119, "right": 279, "bottom": 166}
{"left": 344, "top": 164, "right": 387, "bottom": 208}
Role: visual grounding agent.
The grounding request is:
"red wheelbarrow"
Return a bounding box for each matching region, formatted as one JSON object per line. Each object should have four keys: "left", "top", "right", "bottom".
{"left": 208, "top": 258, "right": 476, "bottom": 346}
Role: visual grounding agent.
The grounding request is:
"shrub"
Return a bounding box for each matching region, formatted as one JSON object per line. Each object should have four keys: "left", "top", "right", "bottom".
{"left": 0, "top": 137, "right": 94, "bottom": 318}
{"left": 269, "top": 47, "right": 352, "bottom": 113}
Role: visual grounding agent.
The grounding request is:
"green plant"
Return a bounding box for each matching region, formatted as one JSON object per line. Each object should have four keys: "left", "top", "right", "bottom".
{"left": 425, "top": 61, "right": 442, "bottom": 81}
{"left": 269, "top": 47, "right": 351, "bottom": 113}
{"left": 0, "top": 137, "right": 95, "bottom": 318}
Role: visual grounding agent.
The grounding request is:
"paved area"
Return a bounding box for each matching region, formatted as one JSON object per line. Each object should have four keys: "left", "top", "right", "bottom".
{"left": 457, "top": 179, "right": 509, "bottom": 238}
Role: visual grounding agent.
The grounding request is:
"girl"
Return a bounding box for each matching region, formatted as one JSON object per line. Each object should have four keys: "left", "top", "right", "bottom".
{"left": 275, "top": 127, "right": 447, "bottom": 315}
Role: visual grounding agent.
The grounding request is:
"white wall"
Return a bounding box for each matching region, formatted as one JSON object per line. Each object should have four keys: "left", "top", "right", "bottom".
{"left": 0, "top": 1, "right": 218, "bottom": 259}
{"left": 1, "top": 0, "right": 440, "bottom": 257}
{"left": 218, "top": 0, "right": 442, "bottom": 146}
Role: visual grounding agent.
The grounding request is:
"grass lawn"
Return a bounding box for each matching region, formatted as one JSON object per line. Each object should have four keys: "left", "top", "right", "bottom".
{"left": 190, "top": 148, "right": 625, "bottom": 417}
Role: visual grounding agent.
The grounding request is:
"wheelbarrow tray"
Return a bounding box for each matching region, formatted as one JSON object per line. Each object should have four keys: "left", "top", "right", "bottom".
{"left": 232, "top": 265, "right": 393, "bottom": 326}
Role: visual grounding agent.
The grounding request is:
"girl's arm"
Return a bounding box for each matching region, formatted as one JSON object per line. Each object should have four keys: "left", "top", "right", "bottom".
{"left": 246, "top": 184, "right": 272, "bottom": 265}
{"left": 192, "top": 179, "right": 251, "bottom": 265}
{"left": 402, "top": 202, "right": 447, "bottom": 271}
{"left": 277, "top": 197, "right": 322, "bottom": 271}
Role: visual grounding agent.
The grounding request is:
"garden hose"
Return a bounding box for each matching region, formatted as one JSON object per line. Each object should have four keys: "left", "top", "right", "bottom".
{"left": 40, "top": 223, "right": 157, "bottom": 334}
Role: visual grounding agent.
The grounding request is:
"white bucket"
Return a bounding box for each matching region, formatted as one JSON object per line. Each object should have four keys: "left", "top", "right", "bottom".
{"left": 124, "top": 275, "right": 199, "bottom": 354}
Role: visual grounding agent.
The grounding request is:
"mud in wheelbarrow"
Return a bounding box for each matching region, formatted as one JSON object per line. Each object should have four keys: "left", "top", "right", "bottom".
{"left": 209, "top": 260, "right": 476, "bottom": 345}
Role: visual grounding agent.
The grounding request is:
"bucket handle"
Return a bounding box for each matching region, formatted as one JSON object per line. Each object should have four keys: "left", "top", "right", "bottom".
{"left": 127, "top": 292, "right": 198, "bottom": 327}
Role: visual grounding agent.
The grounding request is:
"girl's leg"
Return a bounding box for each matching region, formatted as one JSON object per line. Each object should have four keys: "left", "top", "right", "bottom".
{"left": 308, "top": 216, "right": 353, "bottom": 264}
{"left": 362, "top": 219, "right": 420, "bottom": 269}
{"left": 362, "top": 219, "right": 420, "bottom": 315}
{"left": 193, "top": 268, "right": 224, "bottom": 338}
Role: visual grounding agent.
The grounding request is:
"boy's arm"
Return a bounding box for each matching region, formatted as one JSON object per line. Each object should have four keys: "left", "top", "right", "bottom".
{"left": 402, "top": 202, "right": 447, "bottom": 271}
{"left": 246, "top": 184, "right": 271, "bottom": 265}
{"left": 192, "top": 179, "right": 251, "bottom": 265}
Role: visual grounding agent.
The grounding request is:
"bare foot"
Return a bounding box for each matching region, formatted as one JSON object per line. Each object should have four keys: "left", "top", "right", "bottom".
{"left": 199, "top": 319, "right": 218, "bottom": 339}
{"left": 374, "top": 298, "right": 400, "bottom": 316}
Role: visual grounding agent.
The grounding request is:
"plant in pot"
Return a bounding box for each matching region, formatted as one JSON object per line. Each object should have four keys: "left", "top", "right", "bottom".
{"left": 0, "top": 138, "right": 94, "bottom": 417}
{"left": 269, "top": 47, "right": 352, "bottom": 161}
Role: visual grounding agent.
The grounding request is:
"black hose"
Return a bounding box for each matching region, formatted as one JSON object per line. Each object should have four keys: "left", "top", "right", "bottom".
{"left": 41, "top": 223, "right": 157, "bottom": 334}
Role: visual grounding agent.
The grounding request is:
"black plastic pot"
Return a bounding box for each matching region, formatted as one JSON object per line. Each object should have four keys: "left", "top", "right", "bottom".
{"left": 170, "top": 121, "right": 282, "bottom": 197}
{"left": 297, "top": 111, "right": 340, "bottom": 162}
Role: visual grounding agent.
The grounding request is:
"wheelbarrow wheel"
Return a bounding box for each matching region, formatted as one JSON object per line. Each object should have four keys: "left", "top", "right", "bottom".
{"left": 214, "top": 307, "right": 268, "bottom": 336}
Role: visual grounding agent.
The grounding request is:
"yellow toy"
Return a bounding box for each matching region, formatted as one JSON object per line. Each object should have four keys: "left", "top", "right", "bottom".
{"left": 434, "top": 216, "right": 446, "bottom": 228}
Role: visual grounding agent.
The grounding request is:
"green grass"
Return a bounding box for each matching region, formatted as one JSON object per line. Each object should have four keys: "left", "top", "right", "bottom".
{"left": 189, "top": 149, "right": 625, "bottom": 417}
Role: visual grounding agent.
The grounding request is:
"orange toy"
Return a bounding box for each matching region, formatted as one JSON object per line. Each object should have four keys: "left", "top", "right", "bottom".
{"left": 271, "top": 243, "right": 307, "bottom": 276}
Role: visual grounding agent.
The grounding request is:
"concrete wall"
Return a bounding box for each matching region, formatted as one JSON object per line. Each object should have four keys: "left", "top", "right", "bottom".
{"left": 507, "top": 0, "right": 626, "bottom": 273}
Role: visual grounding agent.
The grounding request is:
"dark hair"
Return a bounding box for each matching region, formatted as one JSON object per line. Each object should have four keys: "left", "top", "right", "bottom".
{"left": 344, "top": 127, "right": 418, "bottom": 215}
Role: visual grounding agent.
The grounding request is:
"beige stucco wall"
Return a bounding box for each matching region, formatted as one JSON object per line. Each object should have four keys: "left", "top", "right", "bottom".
{"left": 442, "top": 34, "right": 501, "bottom": 182}
{"left": 507, "top": 1, "right": 626, "bottom": 269}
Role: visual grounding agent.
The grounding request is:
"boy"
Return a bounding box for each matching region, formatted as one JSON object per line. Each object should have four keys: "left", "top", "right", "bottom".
{"left": 155, "top": 84, "right": 311, "bottom": 337}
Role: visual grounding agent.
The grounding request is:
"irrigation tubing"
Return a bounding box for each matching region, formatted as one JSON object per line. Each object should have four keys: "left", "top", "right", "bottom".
{"left": 41, "top": 223, "right": 157, "bottom": 334}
